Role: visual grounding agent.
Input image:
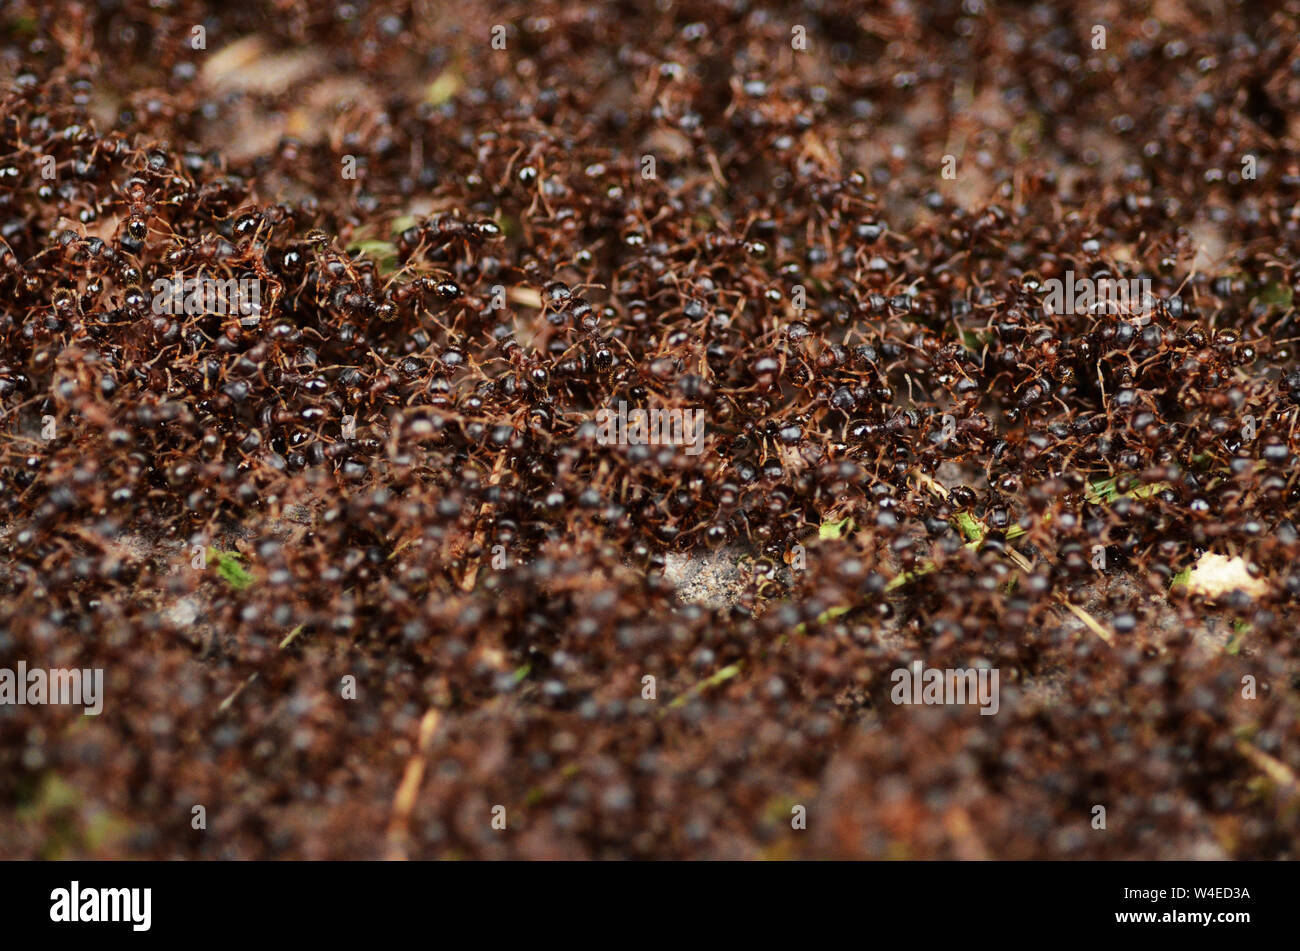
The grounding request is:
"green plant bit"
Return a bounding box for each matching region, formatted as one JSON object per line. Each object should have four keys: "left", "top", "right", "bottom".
{"left": 662, "top": 662, "right": 743, "bottom": 714}
{"left": 207, "top": 548, "right": 253, "bottom": 591}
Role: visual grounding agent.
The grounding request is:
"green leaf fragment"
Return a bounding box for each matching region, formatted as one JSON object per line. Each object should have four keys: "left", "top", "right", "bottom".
{"left": 389, "top": 215, "right": 419, "bottom": 235}
{"left": 954, "top": 511, "right": 986, "bottom": 544}
{"left": 1255, "top": 282, "right": 1293, "bottom": 311}
{"left": 814, "top": 605, "right": 851, "bottom": 625}
{"left": 346, "top": 239, "right": 400, "bottom": 274}
{"left": 208, "top": 548, "right": 253, "bottom": 591}
{"left": 1087, "top": 477, "right": 1170, "bottom": 504}
{"left": 1086, "top": 477, "right": 1120, "bottom": 505}
{"left": 793, "top": 603, "right": 850, "bottom": 635}
{"left": 818, "top": 516, "right": 854, "bottom": 540}
{"left": 279, "top": 624, "right": 305, "bottom": 649}
{"left": 1126, "top": 481, "right": 1172, "bottom": 500}
{"left": 424, "top": 70, "right": 462, "bottom": 106}
{"left": 666, "top": 662, "right": 743, "bottom": 710}
{"left": 1226, "top": 619, "right": 1250, "bottom": 655}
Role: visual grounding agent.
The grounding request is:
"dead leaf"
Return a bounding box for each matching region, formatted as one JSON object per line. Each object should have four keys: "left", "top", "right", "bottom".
{"left": 1184, "top": 552, "right": 1269, "bottom": 601}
